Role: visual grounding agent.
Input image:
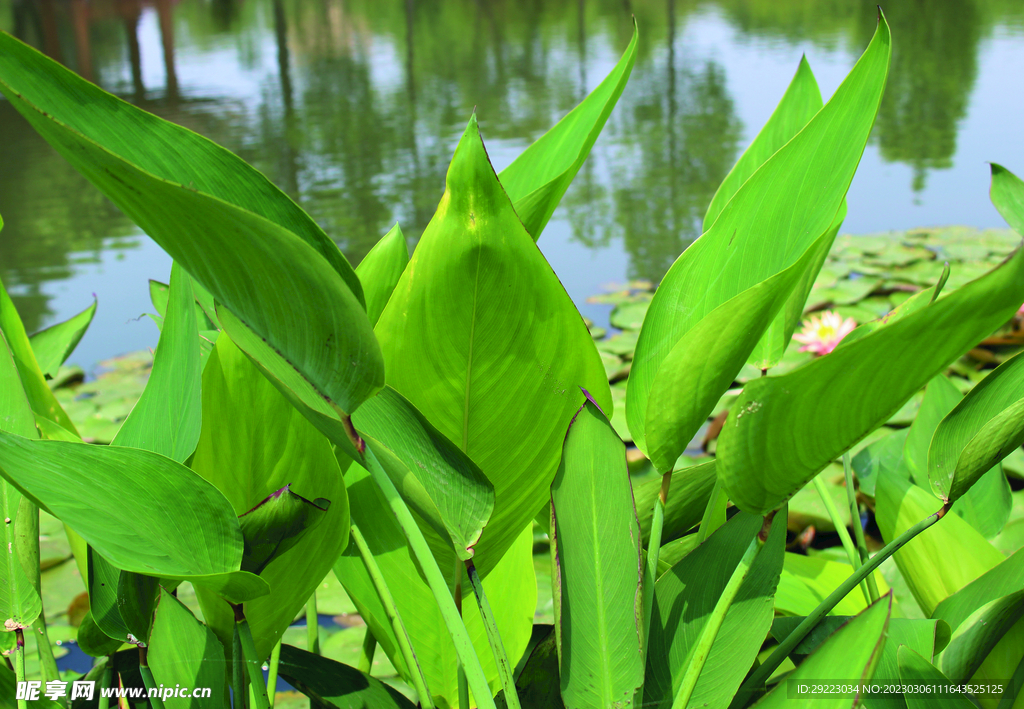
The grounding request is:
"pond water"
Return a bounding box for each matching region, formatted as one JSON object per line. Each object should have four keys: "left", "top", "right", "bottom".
{"left": 2, "top": 0, "right": 1023, "bottom": 373}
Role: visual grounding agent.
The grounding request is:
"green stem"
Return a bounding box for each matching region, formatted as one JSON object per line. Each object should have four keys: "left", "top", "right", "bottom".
{"left": 350, "top": 523, "right": 435, "bottom": 709}
{"left": 637, "top": 472, "right": 671, "bottom": 709}
{"left": 305, "top": 591, "right": 319, "bottom": 655}
{"left": 138, "top": 646, "right": 166, "bottom": 709}
{"left": 232, "top": 625, "right": 246, "bottom": 709}
{"left": 14, "top": 629, "right": 26, "bottom": 709}
{"left": 697, "top": 479, "right": 724, "bottom": 544}
{"left": 672, "top": 525, "right": 767, "bottom": 709}
{"left": 233, "top": 606, "right": 270, "bottom": 709}
{"left": 266, "top": 641, "right": 281, "bottom": 707}
{"left": 458, "top": 667, "right": 469, "bottom": 709}
{"left": 811, "top": 474, "right": 870, "bottom": 605}
{"left": 735, "top": 503, "right": 950, "bottom": 707}
{"left": 454, "top": 561, "right": 469, "bottom": 709}
{"left": 843, "top": 451, "right": 879, "bottom": 602}
{"left": 465, "top": 560, "right": 521, "bottom": 709}
{"left": 356, "top": 628, "right": 377, "bottom": 674}
{"left": 362, "top": 447, "right": 496, "bottom": 709}
{"left": 17, "top": 500, "right": 60, "bottom": 695}
{"left": 97, "top": 658, "right": 114, "bottom": 709}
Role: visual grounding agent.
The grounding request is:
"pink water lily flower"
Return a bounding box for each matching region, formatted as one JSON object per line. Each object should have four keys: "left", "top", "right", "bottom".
{"left": 793, "top": 310, "right": 857, "bottom": 356}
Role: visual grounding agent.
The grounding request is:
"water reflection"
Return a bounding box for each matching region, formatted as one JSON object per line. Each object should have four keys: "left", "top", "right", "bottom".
{"left": 0, "top": 0, "right": 1022, "bottom": 341}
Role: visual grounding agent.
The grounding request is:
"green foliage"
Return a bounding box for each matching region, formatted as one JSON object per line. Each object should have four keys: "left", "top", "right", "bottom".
{"left": 5, "top": 13, "right": 1024, "bottom": 709}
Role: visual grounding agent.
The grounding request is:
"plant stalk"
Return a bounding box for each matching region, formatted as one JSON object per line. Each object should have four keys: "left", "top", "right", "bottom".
{"left": 266, "top": 640, "right": 281, "bottom": 707}
{"left": 672, "top": 521, "right": 768, "bottom": 709}
{"left": 350, "top": 523, "right": 434, "bottom": 708}
{"left": 14, "top": 629, "right": 26, "bottom": 709}
{"left": 697, "top": 479, "right": 724, "bottom": 544}
{"left": 16, "top": 499, "right": 60, "bottom": 694}
{"left": 843, "top": 451, "right": 879, "bottom": 602}
{"left": 811, "top": 475, "right": 870, "bottom": 605}
{"left": 454, "top": 560, "right": 469, "bottom": 709}
{"left": 137, "top": 646, "right": 166, "bottom": 709}
{"left": 232, "top": 625, "right": 246, "bottom": 709}
{"left": 636, "top": 472, "right": 671, "bottom": 709}
{"left": 362, "top": 446, "right": 496, "bottom": 709}
{"left": 97, "top": 657, "right": 114, "bottom": 709}
{"left": 465, "top": 559, "right": 522, "bottom": 709}
{"left": 233, "top": 605, "right": 270, "bottom": 709}
{"left": 305, "top": 591, "right": 319, "bottom": 655}
{"left": 735, "top": 502, "right": 950, "bottom": 707}
{"left": 356, "top": 628, "right": 377, "bottom": 674}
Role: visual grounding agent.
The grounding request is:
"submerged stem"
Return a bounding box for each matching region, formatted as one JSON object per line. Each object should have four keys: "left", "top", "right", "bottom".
{"left": 811, "top": 474, "right": 870, "bottom": 605}
{"left": 465, "top": 559, "right": 521, "bottom": 709}
{"left": 843, "top": 451, "right": 879, "bottom": 602}
{"left": 735, "top": 503, "right": 950, "bottom": 707}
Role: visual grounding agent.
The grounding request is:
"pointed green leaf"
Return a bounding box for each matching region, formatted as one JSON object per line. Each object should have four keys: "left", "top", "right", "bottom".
{"left": 28, "top": 299, "right": 96, "bottom": 378}
{"left": 498, "top": 22, "right": 637, "bottom": 241}
{"left": 76, "top": 610, "right": 125, "bottom": 658}
{"left": 550, "top": 394, "right": 643, "bottom": 707}
{"left": 627, "top": 15, "right": 891, "bottom": 455}
{"left": 991, "top": 164, "right": 1024, "bottom": 237}
{"left": 190, "top": 333, "right": 348, "bottom": 659}
{"left": 278, "top": 644, "right": 416, "bottom": 709}
{"left": 897, "top": 646, "right": 976, "bottom": 709}
{"left": 930, "top": 353, "right": 1024, "bottom": 504}
{"left": 0, "top": 35, "right": 383, "bottom": 427}
{"left": 937, "top": 591, "right": 1024, "bottom": 683}
{"left": 634, "top": 460, "right": 717, "bottom": 545}
{"left": 147, "top": 588, "right": 229, "bottom": 709}
{"left": 352, "top": 386, "right": 494, "bottom": 561}
{"left": 374, "top": 115, "right": 611, "bottom": 573}
{"left": 357, "top": 223, "right": 409, "bottom": 327}
{"left": 718, "top": 249, "right": 1024, "bottom": 516}
{"left": 645, "top": 510, "right": 786, "bottom": 709}
{"left": 238, "top": 484, "right": 330, "bottom": 575}
{"left": 755, "top": 595, "right": 891, "bottom": 709}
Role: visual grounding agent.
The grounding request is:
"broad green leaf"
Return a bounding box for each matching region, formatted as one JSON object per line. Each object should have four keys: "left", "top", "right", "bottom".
{"left": 627, "top": 15, "right": 891, "bottom": 455}
{"left": 334, "top": 459, "right": 535, "bottom": 708}
{"left": 112, "top": 262, "right": 202, "bottom": 462}
{"left": 87, "top": 546, "right": 130, "bottom": 643}
{"left": 374, "top": 115, "right": 611, "bottom": 574}
{"left": 190, "top": 333, "right": 348, "bottom": 659}
{"left": 0, "top": 35, "right": 383, "bottom": 428}
{"left": 703, "top": 56, "right": 823, "bottom": 232}
{"left": 645, "top": 510, "right": 786, "bottom": 709}
{"left": 238, "top": 485, "right": 330, "bottom": 575}
{"left": 718, "top": 248, "right": 1024, "bottom": 516}
{"left": 875, "top": 472, "right": 1003, "bottom": 617}
{"left": 352, "top": 386, "right": 494, "bottom": 561}
{"left": 754, "top": 595, "right": 891, "bottom": 709}
{"left": 509, "top": 627, "right": 563, "bottom": 709}
{"left": 634, "top": 460, "right": 716, "bottom": 545}
{"left": 28, "top": 299, "right": 96, "bottom": 378}
{"left": 775, "top": 553, "right": 890, "bottom": 617}
{"left": 897, "top": 646, "right": 976, "bottom": 709}
{"left": 0, "top": 330, "right": 44, "bottom": 632}
{"left": 498, "top": 22, "right": 637, "bottom": 240}
{"left": 149, "top": 279, "right": 217, "bottom": 331}
{"left": 934, "top": 548, "right": 1024, "bottom": 634}
{"left": 930, "top": 353, "right": 1024, "bottom": 504}
{"left": 550, "top": 395, "right": 643, "bottom": 708}
{"left": 937, "top": 592, "right": 1024, "bottom": 683}
{"left": 148, "top": 589, "right": 230, "bottom": 709}
{"left": 356, "top": 223, "right": 409, "bottom": 326}
{"left": 991, "top": 164, "right": 1024, "bottom": 237}
{"left": 278, "top": 644, "right": 416, "bottom": 709}
{"left": 75, "top": 611, "right": 125, "bottom": 658}
{"left": 899, "top": 376, "right": 1010, "bottom": 539}
{"left": 116, "top": 571, "right": 160, "bottom": 641}
{"left": 644, "top": 231, "right": 831, "bottom": 472}
{"left": 0, "top": 434, "right": 265, "bottom": 595}
{"left": 852, "top": 428, "right": 909, "bottom": 497}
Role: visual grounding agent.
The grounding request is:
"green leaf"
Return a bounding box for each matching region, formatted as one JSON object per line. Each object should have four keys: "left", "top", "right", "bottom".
{"left": 190, "top": 333, "right": 348, "bottom": 660}
{"left": 933, "top": 548, "right": 1024, "bottom": 634}
{"left": 116, "top": 571, "right": 160, "bottom": 642}
{"left": 112, "top": 262, "right": 202, "bottom": 463}
{"left": 991, "top": 164, "right": 1024, "bottom": 237}
{"left": 937, "top": 591, "right": 1024, "bottom": 683}
{"left": 627, "top": 15, "right": 891, "bottom": 456}
{"left": 28, "top": 299, "right": 96, "bottom": 378}
{"left": 645, "top": 511, "right": 786, "bottom": 709}
{"left": 356, "top": 223, "right": 410, "bottom": 327}
{"left": 352, "top": 386, "right": 494, "bottom": 561}
{"left": 852, "top": 428, "right": 908, "bottom": 497}
{"left": 550, "top": 395, "right": 643, "bottom": 707}
{"left": 497, "top": 21, "right": 637, "bottom": 241}
{"left": 0, "top": 35, "right": 384, "bottom": 430}
{"left": 754, "top": 595, "right": 891, "bottom": 709}
{"left": 775, "top": 553, "right": 890, "bottom": 617}
{"left": 76, "top": 610, "right": 125, "bottom": 658}
{"left": 147, "top": 588, "right": 229, "bottom": 709}
{"left": 718, "top": 248, "right": 1024, "bottom": 516}
{"left": 897, "top": 646, "right": 976, "bottom": 709}
{"left": 930, "top": 353, "right": 1024, "bottom": 504}
{"left": 373, "top": 115, "right": 611, "bottom": 574}
{"left": 703, "top": 56, "right": 823, "bottom": 232}
{"left": 643, "top": 231, "right": 831, "bottom": 472}
{"left": 278, "top": 644, "right": 416, "bottom": 709}
{"left": 238, "top": 485, "right": 330, "bottom": 575}
{"left": 634, "top": 460, "right": 717, "bottom": 545}
{"left": 87, "top": 546, "right": 130, "bottom": 643}
{"left": 334, "top": 460, "right": 535, "bottom": 707}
